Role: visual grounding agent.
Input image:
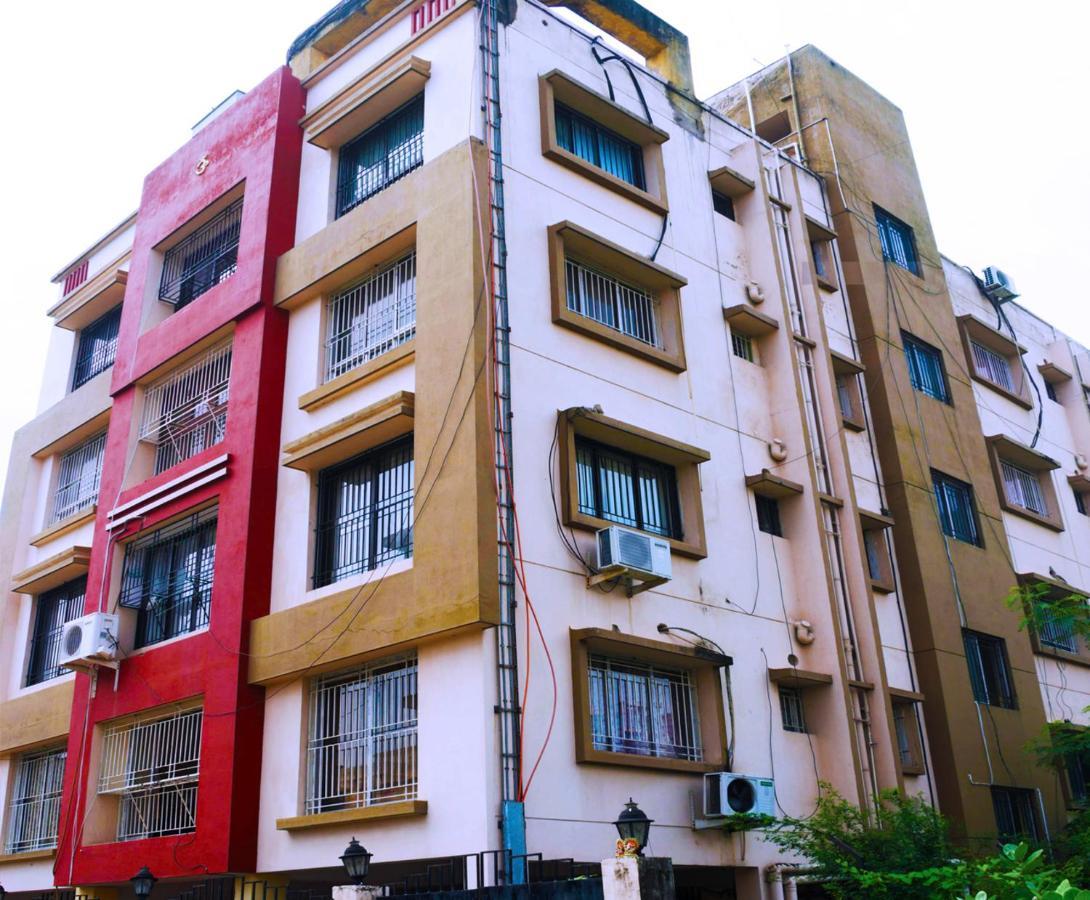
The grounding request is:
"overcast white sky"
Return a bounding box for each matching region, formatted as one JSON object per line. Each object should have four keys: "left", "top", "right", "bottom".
{"left": 0, "top": 0, "right": 1086, "bottom": 486}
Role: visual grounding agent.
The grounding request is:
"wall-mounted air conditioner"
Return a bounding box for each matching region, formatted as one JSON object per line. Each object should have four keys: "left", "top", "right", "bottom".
{"left": 59, "top": 613, "right": 120, "bottom": 669}
{"left": 982, "top": 266, "right": 1018, "bottom": 302}
{"left": 595, "top": 525, "right": 672, "bottom": 583}
{"left": 703, "top": 772, "right": 776, "bottom": 818}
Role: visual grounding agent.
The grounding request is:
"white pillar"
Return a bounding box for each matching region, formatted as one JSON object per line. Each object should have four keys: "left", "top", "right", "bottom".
{"left": 333, "top": 886, "right": 383, "bottom": 900}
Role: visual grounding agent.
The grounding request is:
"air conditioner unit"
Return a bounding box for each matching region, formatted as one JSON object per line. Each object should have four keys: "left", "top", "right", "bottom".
{"left": 595, "top": 525, "right": 671, "bottom": 582}
{"left": 59, "top": 613, "right": 120, "bottom": 669}
{"left": 982, "top": 266, "right": 1018, "bottom": 302}
{"left": 703, "top": 772, "right": 776, "bottom": 818}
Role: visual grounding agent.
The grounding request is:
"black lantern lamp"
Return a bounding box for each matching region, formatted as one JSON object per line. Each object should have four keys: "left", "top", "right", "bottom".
{"left": 131, "top": 867, "right": 158, "bottom": 900}
{"left": 613, "top": 798, "right": 653, "bottom": 855}
{"left": 340, "top": 837, "right": 373, "bottom": 885}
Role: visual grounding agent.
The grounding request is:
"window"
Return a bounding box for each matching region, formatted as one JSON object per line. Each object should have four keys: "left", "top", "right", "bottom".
{"left": 314, "top": 437, "right": 414, "bottom": 588}
{"left": 712, "top": 191, "right": 735, "bottom": 221}
{"left": 555, "top": 103, "right": 645, "bottom": 190}
{"left": 118, "top": 508, "right": 217, "bottom": 649}
{"left": 991, "top": 787, "right": 1040, "bottom": 843}
{"left": 326, "top": 251, "right": 416, "bottom": 381}
{"left": 903, "top": 332, "right": 949, "bottom": 403}
{"left": 50, "top": 430, "right": 106, "bottom": 524}
{"left": 336, "top": 95, "right": 424, "bottom": 219}
{"left": 837, "top": 374, "right": 857, "bottom": 420}
{"left": 1065, "top": 747, "right": 1090, "bottom": 805}
{"left": 588, "top": 654, "right": 702, "bottom": 760}
{"left": 575, "top": 437, "right": 680, "bottom": 539}
{"left": 99, "top": 708, "right": 202, "bottom": 841}
{"left": 863, "top": 530, "right": 884, "bottom": 581}
{"left": 72, "top": 306, "right": 122, "bottom": 389}
{"left": 755, "top": 494, "right": 782, "bottom": 537}
{"left": 306, "top": 655, "right": 417, "bottom": 814}
{"left": 4, "top": 746, "right": 66, "bottom": 854}
{"left": 1045, "top": 380, "right": 1058, "bottom": 403}
{"left": 160, "top": 199, "right": 242, "bottom": 308}
{"left": 731, "top": 331, "right": 754, "bottom": 363}
{"left": 1037, "top": 604, "right": 1078, "bottom": 653}
{"left": 933, "top": 471, "right": 981, "bottom": 545}
{"left": 566, "top": 258, "right": 660, "bottom": 348}
{"left": 964, "top": 630, "right": 1016, "bottom": 709}
{"left": 779, "top": 686, "right": 807, "bottom": 733}
{"left": 970, "top": 340, "right": 1016, "bottom": 393}
{"left": 1000, "top": 460, "right": 1048, "bottom": 517}
{"left": 26, "top": 577, "right": 86, "bottom": 686}
{"left": 892, "top": 701, "right": 924, "bottom": 773}
{"left": 874, "top": 205, "right": 920, "bottom": 275}
{"left": 139, "top": 340, "right": 232, "bottom": 475}
{"left": 1076, "top": 490, "right": 1088, "bottom": 517}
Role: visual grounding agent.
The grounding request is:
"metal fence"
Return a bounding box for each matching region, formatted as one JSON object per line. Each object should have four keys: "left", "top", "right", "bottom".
{"left": 4, "top": 745, "right": 66, "bottom": 853}
{"left": 565, "top": 259, "right": 659, "bottom": 348}
{"left": 50, "top": 430, "right": 106, "bottom": 524}
{"left": 160, "top": 199, "right": 243, "bottom": 307}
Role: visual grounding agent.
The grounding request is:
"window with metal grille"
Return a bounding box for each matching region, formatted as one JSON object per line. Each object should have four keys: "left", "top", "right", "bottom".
{"left": 836, "top": 374, "right": 856, "bottom": 419}
{"left": 902, "top": 332, "right": 949, "bottom": 403}
{"left": 99, "top": 708, "right": 202, "bottom": 842}
{"left": 731, "top": 331, "right": 754, "bottom": 363}
{"left": 712, "top": 191, "right": 735, "bottom": 221}
{"left": 575, "top": 437, "right": 680, "bottom": 539}
{"left": 26, "top": 577, "right": 86, "bottom": 686}
{"left": 863, "top": 529, "right": 884, "bottom": 581}
{"left": 4, "top": 746, "right": 66, "bottom": 854}
{"left": 1000, "top": 460, "right": 1048, "bottom": 516}
{"left": 555, "top": 103, "right": 645, "bottom": 189}
{"left": 1066, "top": 748, "right": 1090, "bottom": 805}
{"left": 991, "top": 787, "right": 1040, "bottom": 843}
{"left": 565, "top": 258, "right": 660, "bottom": 348}
{"left": 811, "top": 240, "right": 829, "bottom": 279}
{"left": 1076, "top": 489, "right": 1088, "bottom": 517}
{"left": 1045, "top": 380, "right": 1058, "bottom": 403}
{"left": 1037, "top": 604, "right": 1078, "bottom": 653}
{"left": 314, "top": 437, "right": 414, "bottom": 588}
{"left": 970, "top": 340, "right": 1016, "bottom": 393}
{"left": 964, "top": 630, "right": 1016, "bottom": 709}
{"left": 72, "top": 306, "right": 122, "bottom": 390}
{"left": 50, "top": 431, "right": 106, "bottom": 525}
{"left": 159, "top": 199, "right": 242, "bottom": 308}
{"left": 874, "top": 205, "right": 919, "bottom": 275}
{"left": 933, "top": 470, "right": 980, "bottom": 545}
{"left": 306, "top": 655, "right": 417, "bottom": 814}
{"left": 755, "top": 494, "right": 782, "bottom": 537}
{"left": 588, "top": 654, "right": 702, "bottom": 760}
{"left": 779, "top": 686, "right": 807, "bottom": 733}
{"left": 336, "top": 96, "right": 424, "bottom": 218}
{"left": 891, "top": 703, "right": 918, "bottom": 770}
{"left": 326, "top": 251, "right": 416, "bottom": 381}
{"left": 139, "top": 340, "right": 231, "bottom": 475}
{"left": 118, "top": 508, "right": 217, "bottom": 649}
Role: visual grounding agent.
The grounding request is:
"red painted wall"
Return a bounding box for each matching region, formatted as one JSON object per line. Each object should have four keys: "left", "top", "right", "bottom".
{"left": 54, "top": 66, "right": 304, "bottom": 887}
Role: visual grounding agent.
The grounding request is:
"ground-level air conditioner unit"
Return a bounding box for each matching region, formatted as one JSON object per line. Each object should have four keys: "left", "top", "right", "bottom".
{"left": 59, "top": 612, "right": 120, "bottom": 669}
{"left": 703, "top": 772, "right": 776, "bottom": 818}
{"left": 982, "top": 266, "right": 1018, "bottom": 302}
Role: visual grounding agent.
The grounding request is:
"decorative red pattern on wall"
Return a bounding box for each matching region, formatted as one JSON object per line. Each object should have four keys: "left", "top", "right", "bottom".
{"left": 411, "top": 0, "right": 456, "bottom": 34}
{"left": 63, "top": 261, "right": 89, "bottom": 296}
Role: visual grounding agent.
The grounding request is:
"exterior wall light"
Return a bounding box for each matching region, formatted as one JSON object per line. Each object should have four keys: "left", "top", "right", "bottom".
{"left": 131, "top": 867, "right": 158, "bottom": 899}
{"left": 340, "top": 837, "right": 373, "bottom": 885}
{"left": 613, "top": 798, "right": 653, "bottom": 855}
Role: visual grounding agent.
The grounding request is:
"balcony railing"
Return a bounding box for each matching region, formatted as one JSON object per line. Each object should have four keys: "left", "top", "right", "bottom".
{"left": 159, "top": 200, "right": 243, "bottom": 308}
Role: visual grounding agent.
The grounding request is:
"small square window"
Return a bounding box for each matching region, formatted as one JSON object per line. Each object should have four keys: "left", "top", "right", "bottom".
{"left": 779, "top": 686, "right": 807, "bottom": 733}
{"left": 874, "top": 205, "right": 920, "bottom": 275}
{"left": 731, "top": 330, "right": 754, "bottom": 363}
{"left": 712, "top": 191, "right": 735, "bottom": 221}
{"left": 970, "top": 340, "right": 1016, "bottom": 393}
{"left": 756, "top": 495, "right": 782, "bottom": 537}
{"left": 964, "top": 630, "right": 1016, "bottom": 709}
{"left": 1000, "top": 460, "right": 1049, "bottom": 517}
{"left": 932, "top": 470, "right": 981, "bottom": 545}
{"left": 903, "top": 332, "right": 950, "bottom": 403}
{"left": 991, "top": 787, "right": 1040, "bottom": 843}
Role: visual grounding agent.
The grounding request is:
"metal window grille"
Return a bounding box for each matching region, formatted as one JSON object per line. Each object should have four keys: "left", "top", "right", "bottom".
{"left": 314, "top": 438, "right": 414, "bottom": 588}
{"left": 1037, "top": 605, "right": 1078, "bottom": 653}
{"left": 336, "top": 95, "right": 424, "bottom": 218}
{"left": 306, "top": 655, "right": 418, "bottom": 814}
{"left": 159, "top": 199, "right": 243, "bottom": 308}
{"left": 731, "top": 331, "right": 754, "bottom": 362}
{"left": 874, "top": 205, "right": 919, "bottom": 275}
{"left": 575, "top": 437, "right": 679, "bottom": 538}
{"left": 50, "top": 431, "right": 106, "bottom": 524}
{"left": 836, "top": 375, "right": 855, "bottom": 419}
{"left": 933, "top": 471, "right": 980, "bottom": 545}
{"left": 565, "top": 259, "right": 660, "bottom": 348}
{"left": 4, "top": 746, "right": 66, "bottom": 853}
{"left": 325, "top": 251, "right": 416, "bottom": 381}
{"left": 991, "top": 787, "right": 1040, "bottom": 843}
{"left": 587, "top": 654, "right": 702, "bottom": 761}
{"left": 554, "top": 103, "right": 645, "bottom": 189}
{"left": 964, "top": 630, "right": 1017, "bottom": 709}
{"left": 1000, "top": 461, "right": 1047, "bottom": 516}
{"left": 779, "top": 686, "right": 807, "bottom": 733}
{"left": 72, "top": 306, "right": 122, "bottom": 389}
{"left": 1045, "top": 380, "right": 1058, "bottom": 402}
{"left": 903, "top": 332, "right": 949, "bottom": 403}
{"left": 755, "top": 494, "right": 782, "bottom": 537}
{"left": 892, "top": 704, "right": 916, "bottom": 769}
{"left": 118, "top": 508, "right": 217, "bottom": 649}
{"left": 26, "top": 577, "right": 86, "bottom": 686}
{"left": 1068, "top": 750, "right": 1090, "bottom": 804}
{"left": 99, "top": 707, "right": 202, "bottom": 841}
{"left": 970, "top": 340, "right": 1015, "bottom": 392}
{"left": 140, "top": 341, "right": 232, "bottom": 474}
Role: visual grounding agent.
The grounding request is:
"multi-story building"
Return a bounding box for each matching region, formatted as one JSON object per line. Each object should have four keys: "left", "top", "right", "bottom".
{"left": 0, "top": 5, "right": 1085, "bottom": 900}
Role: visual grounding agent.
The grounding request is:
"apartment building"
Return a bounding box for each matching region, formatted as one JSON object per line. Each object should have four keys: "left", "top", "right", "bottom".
{"left": 0, "top": 4, "right": 1083, "bottom": 900}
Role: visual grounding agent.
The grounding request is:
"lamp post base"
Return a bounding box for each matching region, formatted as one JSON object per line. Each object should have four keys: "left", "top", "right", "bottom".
{"left": 600, "top": 856, "right": 674, "bottom": 900}
{"left": 333, "top": 885, "right": 382, "bottom": 900}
